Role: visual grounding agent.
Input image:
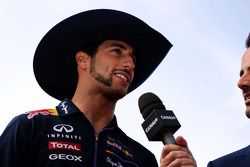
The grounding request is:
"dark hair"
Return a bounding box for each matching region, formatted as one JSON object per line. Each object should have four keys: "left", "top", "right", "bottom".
{"left": 246, "top": 33, "right": 250, "bottom": 48}
{"left": 81, "top": 41, "right": 103, "bottom": 56}
{"left": 73, "top": 41, "right": 102, "bottom": 72}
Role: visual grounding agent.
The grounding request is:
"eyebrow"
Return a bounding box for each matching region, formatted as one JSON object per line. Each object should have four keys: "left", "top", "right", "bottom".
{"left": 110, "top": 43, "right": 136, "bottom": 62}
{"left": 110, "top": 43, "right": 128, "bottom": 49}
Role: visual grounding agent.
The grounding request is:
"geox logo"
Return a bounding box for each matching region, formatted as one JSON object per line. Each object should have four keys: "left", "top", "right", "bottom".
{"left": 49, "top": 154, "right": 82, "bottom": 162}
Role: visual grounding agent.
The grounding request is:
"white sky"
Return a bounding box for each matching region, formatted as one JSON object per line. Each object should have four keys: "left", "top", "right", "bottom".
{"left": 0, "top": 0, "right": 250, "bottom": 166}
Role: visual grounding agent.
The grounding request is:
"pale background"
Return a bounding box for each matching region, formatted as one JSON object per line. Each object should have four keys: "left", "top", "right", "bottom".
{"left": 1, "top": 0, "right": 250, "bottom": 166}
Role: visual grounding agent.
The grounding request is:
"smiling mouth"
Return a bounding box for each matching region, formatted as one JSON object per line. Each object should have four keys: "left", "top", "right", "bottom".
{"left": 115, "top": 74, "right": 128, "bottom": 82}
{"left": 114, "top": 71, "right": 131, "bottom": 84}
{"left": 244, "top": 93, "right": 250, "bottom": 104}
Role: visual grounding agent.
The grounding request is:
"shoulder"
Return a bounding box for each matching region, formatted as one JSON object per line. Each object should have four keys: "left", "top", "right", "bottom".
{"left": 1, "top": 108, "right": 59, "bottom": 136}
{"left": 208, "top": 145, "right": 250, "bottom": 167}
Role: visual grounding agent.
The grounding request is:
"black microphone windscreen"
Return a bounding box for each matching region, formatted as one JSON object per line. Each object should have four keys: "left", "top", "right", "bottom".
{"left": 138, "top": 92, "right": 166, "bottom": 119}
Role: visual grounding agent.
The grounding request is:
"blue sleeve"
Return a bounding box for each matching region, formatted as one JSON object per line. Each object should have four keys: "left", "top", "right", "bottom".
{"left": 0, "top": 114, "right": 33, "bottom": 167}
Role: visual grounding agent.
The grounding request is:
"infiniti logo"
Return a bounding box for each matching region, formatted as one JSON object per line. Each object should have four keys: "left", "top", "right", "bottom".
{"left": 53, "top": 124, "right": 74, "bottom": 133}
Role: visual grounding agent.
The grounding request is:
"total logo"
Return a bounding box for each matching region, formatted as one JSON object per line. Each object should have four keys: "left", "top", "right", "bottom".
{"left": 49, "top": 154, "right": 82, "bottom": 162}
{"left": 48, "top": 141, "right": 81, "bottom": 152}
{"left": 53, "top": 124, "right": 74, "bottom": 133}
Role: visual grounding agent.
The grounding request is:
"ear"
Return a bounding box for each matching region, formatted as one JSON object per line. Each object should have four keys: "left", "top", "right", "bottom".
{"left": 75, "top": 51, "right": 90, "bottom": 70}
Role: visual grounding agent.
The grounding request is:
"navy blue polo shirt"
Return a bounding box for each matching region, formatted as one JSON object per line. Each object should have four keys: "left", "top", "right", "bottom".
{"left": 0, "top": 98, "right": 158, "bottom": 167}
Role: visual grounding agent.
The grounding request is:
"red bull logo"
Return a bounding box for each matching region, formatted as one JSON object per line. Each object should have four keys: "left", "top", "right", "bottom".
{"left": 26, "top": 109, "right": 58, "bottom": 119}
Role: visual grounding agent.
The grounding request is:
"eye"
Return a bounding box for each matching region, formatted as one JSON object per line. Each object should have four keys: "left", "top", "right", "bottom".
{"left": 111, "top": 48, "right": 122, "bottom": 55}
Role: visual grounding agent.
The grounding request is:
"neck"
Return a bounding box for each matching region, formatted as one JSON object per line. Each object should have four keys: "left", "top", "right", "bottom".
{"left": 72, "top": 92, "right": 116, "bottom": 133}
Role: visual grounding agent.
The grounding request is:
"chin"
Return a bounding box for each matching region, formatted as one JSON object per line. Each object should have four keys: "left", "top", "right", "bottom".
{"left": 108, "top": 88, "right": 128, "bottom": 100}
{"left": 114, "top": 90, "right": 127, "bottom": 99}
{"left": 245, "top": 108, "right": 250, "bottom": 118}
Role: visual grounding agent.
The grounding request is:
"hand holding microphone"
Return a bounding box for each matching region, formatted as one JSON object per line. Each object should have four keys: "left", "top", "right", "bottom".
{"left": 138, "top": 92, "right": 197, "bottom": 167}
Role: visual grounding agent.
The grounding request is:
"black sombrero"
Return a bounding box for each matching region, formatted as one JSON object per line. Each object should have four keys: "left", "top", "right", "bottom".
{"left": 33, "top": 9, "right": 172, "bottom": 101}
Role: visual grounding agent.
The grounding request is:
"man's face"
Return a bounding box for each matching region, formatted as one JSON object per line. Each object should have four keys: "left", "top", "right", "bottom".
{"left": 89, "top": 40, "right": 135, "bottom": 98}
{"left": 238, "top": 47, "right": 250, "bottom": 118}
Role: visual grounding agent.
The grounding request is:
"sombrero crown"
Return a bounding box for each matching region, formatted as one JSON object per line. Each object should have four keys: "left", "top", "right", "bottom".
{"left": 33, "top": 9, "right": 172, "bottom": 100}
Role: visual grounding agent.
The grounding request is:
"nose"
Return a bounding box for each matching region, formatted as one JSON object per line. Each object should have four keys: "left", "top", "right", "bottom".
{"left": 121, "top": 55, "right": 135, "bottom": 81}
{"left": 238, "top": 74, "right": 250, "bottom": 91}
{"left": 122, "top": 54, "right": 135, "bottom": 70}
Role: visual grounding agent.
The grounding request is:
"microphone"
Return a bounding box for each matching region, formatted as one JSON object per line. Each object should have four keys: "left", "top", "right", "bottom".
{"left": 138, "top": 92, "right": 181, "bottom": 145}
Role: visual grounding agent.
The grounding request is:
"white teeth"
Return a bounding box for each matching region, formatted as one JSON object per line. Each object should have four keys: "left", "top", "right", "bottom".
{"left": 115, "top": 74, "right": 128, "bottom": 82}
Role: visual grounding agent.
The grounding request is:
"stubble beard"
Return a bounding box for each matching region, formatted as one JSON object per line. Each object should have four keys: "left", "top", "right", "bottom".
{"left": 89, "top": 58, "right": 127, "bottom": 100}
{"left": 90, "top": 58, "right": 112, "bottom": 87}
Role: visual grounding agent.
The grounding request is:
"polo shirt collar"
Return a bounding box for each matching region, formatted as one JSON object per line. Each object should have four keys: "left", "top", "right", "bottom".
{"left": 56, "top": 98, "right": 119, "bottom": 129}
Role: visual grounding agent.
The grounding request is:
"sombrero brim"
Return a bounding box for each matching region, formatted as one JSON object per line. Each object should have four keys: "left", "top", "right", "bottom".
{"left": 33, "top": 9, "right": 172, "bottom": 101}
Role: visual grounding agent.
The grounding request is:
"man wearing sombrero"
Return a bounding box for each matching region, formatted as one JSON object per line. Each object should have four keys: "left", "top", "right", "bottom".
{"left": 0, "top": 9, "right": 196, "bottom": 166}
